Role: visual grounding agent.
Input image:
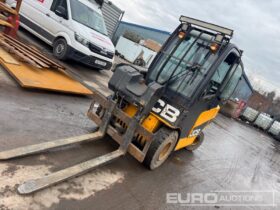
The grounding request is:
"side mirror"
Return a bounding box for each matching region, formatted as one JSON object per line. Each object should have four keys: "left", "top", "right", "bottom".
{"left": 55, "top": 6, "right": 67, "bottom": 19}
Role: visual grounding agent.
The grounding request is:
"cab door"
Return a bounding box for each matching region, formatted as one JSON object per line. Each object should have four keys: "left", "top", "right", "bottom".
{"left": 175, "top": 49, "right": 243, "bottom": 150}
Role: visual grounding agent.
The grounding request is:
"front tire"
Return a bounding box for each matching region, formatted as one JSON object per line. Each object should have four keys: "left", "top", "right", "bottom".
{"left": 53, "top": 38, "right": 69, "bottom": 60}
{"left": 143, "top": 127, "right": 178, "bottom": 170}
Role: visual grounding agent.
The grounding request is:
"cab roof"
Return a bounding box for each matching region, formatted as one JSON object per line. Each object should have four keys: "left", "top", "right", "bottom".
{"left": 180, "top": 15, "right": 234, "bottom": 43}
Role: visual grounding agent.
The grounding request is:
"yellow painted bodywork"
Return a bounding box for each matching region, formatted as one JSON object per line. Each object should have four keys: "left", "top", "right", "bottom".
{"left": 123, "top": 104, "right": 138, "bottom": 117}
{"left": 142, "top": 114, "right": 161, "bottom": 132}
{"left": 150, "top": 112, "right": 176, "bottom": 128}
{"left": 123, "top": 104, "right": 220, "bottom": 151}
{"left": 123, "top": 104, "right": 161, "bottom": 133}
{"left": 0, "top": 47, "right": 93, "bottom": 95}
{"left": 175, "top": 106, "right": 220, "bottom": 150}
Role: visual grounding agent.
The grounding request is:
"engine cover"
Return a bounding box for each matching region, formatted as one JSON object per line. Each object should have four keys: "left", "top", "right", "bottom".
{"left": 109, "top": 64, "right": 164, "bottom": 108}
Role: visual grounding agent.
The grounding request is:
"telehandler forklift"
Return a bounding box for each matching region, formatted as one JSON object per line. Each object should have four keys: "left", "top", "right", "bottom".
{"left": 0, "top": 16, "right": 246, "bottom": 194}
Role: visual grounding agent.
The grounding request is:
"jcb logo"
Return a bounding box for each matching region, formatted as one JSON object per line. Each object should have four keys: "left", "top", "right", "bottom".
{"left": 152, "top": 99, "right": 180, "bottom": 123}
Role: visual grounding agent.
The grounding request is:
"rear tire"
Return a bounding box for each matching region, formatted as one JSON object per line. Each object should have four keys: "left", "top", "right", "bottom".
{"left": 53, "top": 38, "right": 69, "bottom": 60}
{"left": 185, "top": 132, "right": 204, "bottom": 151}
{"left": 143, "top": 127, "right": 178, "bottom": 170}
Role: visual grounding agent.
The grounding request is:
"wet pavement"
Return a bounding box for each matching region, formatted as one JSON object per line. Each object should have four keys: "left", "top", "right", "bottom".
{"left": 0, "top": 29, "right": 280, "bottom": 210}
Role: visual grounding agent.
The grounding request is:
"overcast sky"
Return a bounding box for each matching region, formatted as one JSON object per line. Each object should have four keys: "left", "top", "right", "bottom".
{"left": 111, "top": 0, "right": 280, "bottom": 93}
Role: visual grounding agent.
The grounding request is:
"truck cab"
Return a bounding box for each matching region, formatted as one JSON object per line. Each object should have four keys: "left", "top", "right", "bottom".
{"left": 6, "top": 0, "right": 115, "bottom": 70}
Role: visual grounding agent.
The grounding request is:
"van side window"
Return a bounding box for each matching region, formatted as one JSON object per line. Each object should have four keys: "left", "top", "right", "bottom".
{"left": 51, "top": 0, "right": 68, "bottom": 19}
{"left": 204, "top": 52, "right": 238, "bottom": 96}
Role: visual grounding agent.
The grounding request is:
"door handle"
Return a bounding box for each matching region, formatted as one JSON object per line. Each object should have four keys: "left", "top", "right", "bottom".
{"left": 46, "top": 13, "right": 50, "bottom": 17}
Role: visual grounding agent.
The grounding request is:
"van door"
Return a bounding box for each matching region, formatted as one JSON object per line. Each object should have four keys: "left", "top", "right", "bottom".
{"left": 48, "top": 0, "right": 71, "bottom": 32}
{"left": 20, "top": 0, "right": 55, "bottom": 43}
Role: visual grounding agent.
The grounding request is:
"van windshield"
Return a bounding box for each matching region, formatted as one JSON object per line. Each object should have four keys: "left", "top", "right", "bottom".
{"left": 70, "top": 0, "right": 108, "bottom": 36}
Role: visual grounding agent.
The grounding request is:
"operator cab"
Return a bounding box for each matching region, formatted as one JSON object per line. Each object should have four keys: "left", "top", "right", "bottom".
{"left": 146, "top": 16, "right": 244, "bottom": 126}
{"left": 147, "top": 16, "right": 242, "bottom": 103}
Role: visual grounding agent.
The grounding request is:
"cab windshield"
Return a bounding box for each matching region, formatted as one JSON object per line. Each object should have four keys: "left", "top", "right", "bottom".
{"left": 70, "top": 0, "right": 108, "bottom": 36}
{"left": 148, "top": 29, "right": 219, "bottom": 99}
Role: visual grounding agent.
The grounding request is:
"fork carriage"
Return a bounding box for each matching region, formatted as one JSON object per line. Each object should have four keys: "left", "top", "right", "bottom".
{"left": 87, "top": 92, "right": 154, "bottom": 163}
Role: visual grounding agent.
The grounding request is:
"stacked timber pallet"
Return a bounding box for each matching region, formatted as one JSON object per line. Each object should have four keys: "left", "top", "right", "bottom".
{"left": 0, "top": 34, "right": 93, "bottom": 95}
{"left": 0, "top": 33, "right": 64, "bottom": 70}
{"left": 0, "top": 1, "right": 17, "bottom": 28}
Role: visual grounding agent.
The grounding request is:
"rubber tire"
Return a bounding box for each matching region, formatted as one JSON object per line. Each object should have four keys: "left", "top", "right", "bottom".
{"left": 53, "top": 38, "right": 69, "bottom": 60}
{"left": 185, "top": 132, "right": 204, "bottom": 151}
{"left": 143, "top": 127, "right": 178, "bottom": 170}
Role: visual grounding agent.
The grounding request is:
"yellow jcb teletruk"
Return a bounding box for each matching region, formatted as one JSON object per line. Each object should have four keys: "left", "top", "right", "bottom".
{"left": 0, "top": 16, "right": 246, "bottom": 194}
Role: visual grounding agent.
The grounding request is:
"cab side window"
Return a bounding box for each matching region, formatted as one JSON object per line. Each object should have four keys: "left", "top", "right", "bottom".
{"left": 220, "top": 64, "right": 243, "bottom": 100}
{"left": 205, "top": 52, "right": 238, "bottom": 95}
{"left": 51, "top": 0, "right": 68, "bottom": 19}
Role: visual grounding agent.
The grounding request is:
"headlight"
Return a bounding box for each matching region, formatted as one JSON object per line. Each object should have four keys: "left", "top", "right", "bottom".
{"left": 75, "top": 33, "right": 89, "bottom": 47}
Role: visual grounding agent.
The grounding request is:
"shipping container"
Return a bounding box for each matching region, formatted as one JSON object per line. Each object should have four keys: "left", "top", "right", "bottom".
{"left": 116, "top": 36, "right": 157, "bottom": 67}
{"left": 221, "top": 100, "right": 247, "bottom": 118}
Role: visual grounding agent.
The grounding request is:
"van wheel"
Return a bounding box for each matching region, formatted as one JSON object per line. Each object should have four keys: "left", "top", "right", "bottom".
{"left": 53, "top": 38, "right": 69, "bottom": 60}
{"left": 185, "top": 132, "right": 204, "bottom": 151}
{"left": 143, "top": 127, "right": 178, "bottom": 170}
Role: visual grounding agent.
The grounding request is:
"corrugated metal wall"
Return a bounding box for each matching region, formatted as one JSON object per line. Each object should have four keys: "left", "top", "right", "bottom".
{"left": 101, "top": 1, "right": 124, "bottom": 39}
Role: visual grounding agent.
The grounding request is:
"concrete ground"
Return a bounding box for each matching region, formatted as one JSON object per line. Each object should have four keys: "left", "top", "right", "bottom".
{"left": 0, "top": 29, "right": 280, "bottom": 210}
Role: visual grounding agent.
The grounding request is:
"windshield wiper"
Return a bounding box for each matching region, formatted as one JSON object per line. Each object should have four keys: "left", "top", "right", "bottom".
{"left": 163, "top": 64, "right": 203, "bottom": 86}
{"left": 187, "top": 65, "right": 203, "bottom": 85}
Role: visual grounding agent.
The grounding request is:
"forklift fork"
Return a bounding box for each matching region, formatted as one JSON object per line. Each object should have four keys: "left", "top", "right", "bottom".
{"left": 17, "top": 150, "right": 125, "bottom": 194}
{"left": 0, "top": 132, "right": 103, "bottom": 160}
{"left": 0, "top": 93, "right": 153, "bottom": 194}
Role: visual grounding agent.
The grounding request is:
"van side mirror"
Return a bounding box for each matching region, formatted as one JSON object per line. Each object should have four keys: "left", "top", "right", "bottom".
{"left": 55, "top": 6, "right": 67, "bottom": 19}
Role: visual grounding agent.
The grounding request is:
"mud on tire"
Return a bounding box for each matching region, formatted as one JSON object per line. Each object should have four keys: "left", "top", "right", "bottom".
{"left": 143, "top": 127, "right": 178, "bottom": 170}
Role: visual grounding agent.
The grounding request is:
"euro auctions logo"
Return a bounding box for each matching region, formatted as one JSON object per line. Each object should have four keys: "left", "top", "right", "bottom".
{"left": 166, "top": 191, "right": 276, "bottom": 207}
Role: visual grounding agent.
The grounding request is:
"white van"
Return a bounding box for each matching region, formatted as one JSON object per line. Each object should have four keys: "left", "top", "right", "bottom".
{"left": 7, "top": 0, "right": 115, "bottom": 70}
